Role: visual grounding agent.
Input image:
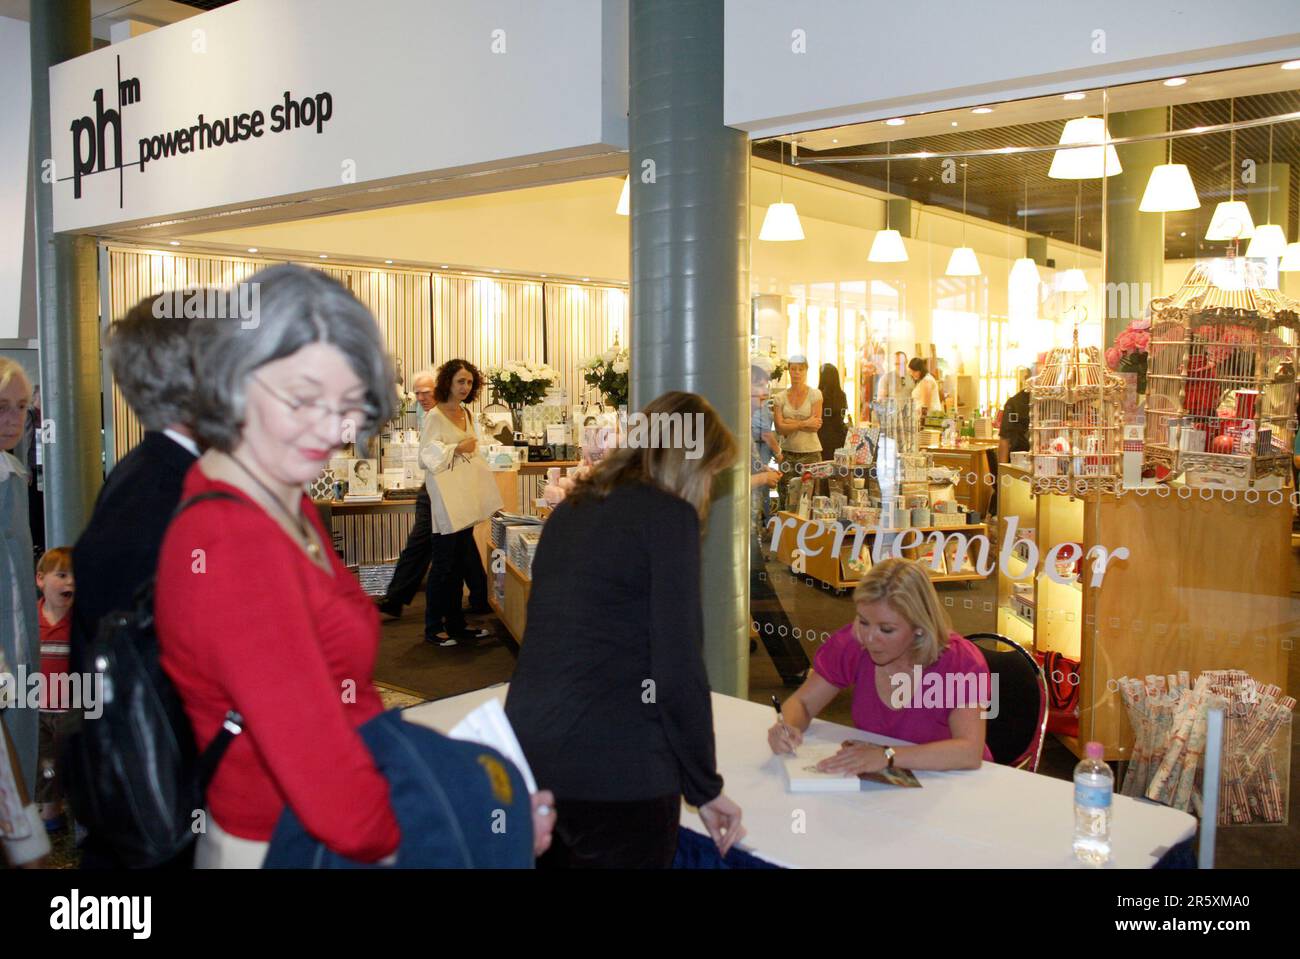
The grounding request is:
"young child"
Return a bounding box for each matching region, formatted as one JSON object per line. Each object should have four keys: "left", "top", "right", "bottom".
{"left": 35, "top": 547, "right": 75, "bottom": 833}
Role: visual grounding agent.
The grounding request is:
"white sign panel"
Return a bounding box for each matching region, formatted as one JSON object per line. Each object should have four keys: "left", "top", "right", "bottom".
{"left": 49, "top": 0, "right": 627, "bottom": 233}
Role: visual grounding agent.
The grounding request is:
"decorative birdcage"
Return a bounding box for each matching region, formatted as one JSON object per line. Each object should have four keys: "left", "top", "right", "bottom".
{"left": 1030, "top": 315, "right": 1125, "bottom": 495}
{"left": 1144, "top": 263, "right": 1300, "bottom": 490}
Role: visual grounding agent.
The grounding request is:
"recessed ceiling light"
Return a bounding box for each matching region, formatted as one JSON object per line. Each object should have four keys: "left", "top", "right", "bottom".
{"left": 440, "top": 265, "right": 448, "bottom": 269}
{"left": 1179, "top": 231, "right": 1187, "bottom": 237}
{"left": 832, "top": 138, "right": 839, "bottom": 144}
{"left": 1063, "top": 92, "right": 1086, "bottom": 101}
{"left": 540, "top": 274, "right": 548, "bottom": 278}
{"left": 1282, "top": 60, "right": 1300, "bottom": 70}
{"left": 319, "top": 254, "right": 328, "bottom": 259}
{"left": 492, "top": 269, "right": 501, "bottom": 273}
{"left": 1163, "top": 77, "right": 1187, "bottom": 87}
{"left": 168, "top": 241, "right": 180, "bottom": 246}
{"left": 384, "top": 259, "right": 393, "bottom": 264}
{"left": 950, "top": 121, "right": 958, "bottom": 127}
{"left": 885, "top": 118, "right": 905, "bottom": 127}
{"left": 582, "top": 277, "right": 590, "bottom": 282}
{"left": 247, "top": 247, "right": 258, "bottom": 253}
{"left": 972, "top": 107, "right": 994, "bottom": 115}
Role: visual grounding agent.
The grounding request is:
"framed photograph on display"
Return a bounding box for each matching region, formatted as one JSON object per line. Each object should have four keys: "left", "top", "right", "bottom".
{"left": 481, "top": 407, "right": 516, "bottom": 447}
{"left": 349, "top": 459, "right": 379, "bottom": 496}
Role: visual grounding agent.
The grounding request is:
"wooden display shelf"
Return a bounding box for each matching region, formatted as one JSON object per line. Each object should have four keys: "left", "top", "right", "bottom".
{"left": 488, "top": 559, "right": 531, "bottom": 648}
{"left": 995, "top": 463, "right": 1293, "bottom": 761}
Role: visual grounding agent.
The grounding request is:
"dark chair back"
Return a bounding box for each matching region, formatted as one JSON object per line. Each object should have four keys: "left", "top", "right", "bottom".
{"left": 967, "top": 632, "right": 1048, "bottom": 771}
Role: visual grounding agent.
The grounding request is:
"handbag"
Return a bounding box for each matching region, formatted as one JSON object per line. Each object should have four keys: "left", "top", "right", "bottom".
{"left": 60, "top": 492, "right": 245, "bottom": 868}
{"left": 429, "top": 452, "right": 504, "bottom": 533}
{"left": 1038, "top": 650, "right": 1081, "bottom": 737}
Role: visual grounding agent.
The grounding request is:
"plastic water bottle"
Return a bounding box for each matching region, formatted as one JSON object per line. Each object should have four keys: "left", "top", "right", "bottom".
{"left": 1073, "top": 741, "right": 1113, "bottom": 865}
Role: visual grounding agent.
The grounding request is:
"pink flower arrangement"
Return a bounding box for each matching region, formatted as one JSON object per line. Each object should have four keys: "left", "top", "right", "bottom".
{"left": 1106, "top": 318, "right": 1151, "bottom": 370}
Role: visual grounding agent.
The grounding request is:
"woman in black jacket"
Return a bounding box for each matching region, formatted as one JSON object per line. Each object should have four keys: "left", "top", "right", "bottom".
{"left": 505, "top": 391, "right": 746, "bottom": 868}
{"left": 818, "top": 363, "right": 850, "bottom": 459}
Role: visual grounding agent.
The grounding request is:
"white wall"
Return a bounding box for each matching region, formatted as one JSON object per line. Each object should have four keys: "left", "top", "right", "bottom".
{"left": 0, "top": 15, "right": 32, "bottom": 340}
{"left": 49, "top": 0, "right": 629, "bottom": 232}
{"left": 725, "top": 0, "right": 1300, "bottom": 136}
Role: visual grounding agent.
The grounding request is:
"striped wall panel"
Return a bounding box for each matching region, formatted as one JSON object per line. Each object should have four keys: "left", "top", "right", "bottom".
{"left": 544, "top": 283, "right": 629, "bottom": 410}
{"left": 105, "top": 249, "right": 628, "bottom": 472}
{"left": 331, "top": 508, "right": 418, "bottom": 566}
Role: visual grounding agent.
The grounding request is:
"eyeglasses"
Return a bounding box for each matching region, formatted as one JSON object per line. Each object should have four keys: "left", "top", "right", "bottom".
{"left": 252, "top": 374, "right": 375, "bottom": 426}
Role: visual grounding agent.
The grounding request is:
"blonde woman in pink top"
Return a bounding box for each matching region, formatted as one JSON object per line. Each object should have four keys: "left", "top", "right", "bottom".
{"left": 768, "top": 558, "right": 991, "bottom": 773}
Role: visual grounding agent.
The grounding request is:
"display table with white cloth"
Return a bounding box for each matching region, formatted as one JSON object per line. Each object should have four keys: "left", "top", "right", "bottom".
{"left": 402, "top": 684, "right": 1198, "bottom": 869}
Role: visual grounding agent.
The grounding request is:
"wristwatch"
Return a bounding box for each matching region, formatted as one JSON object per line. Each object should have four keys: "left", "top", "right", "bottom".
{"left": 882, "top": 746, "right": 896, "bottom": 769}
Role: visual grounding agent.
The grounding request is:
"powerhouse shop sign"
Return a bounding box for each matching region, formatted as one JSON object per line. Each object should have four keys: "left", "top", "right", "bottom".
{"left": 61, "top": 56, "right": 333, "bottom": 206}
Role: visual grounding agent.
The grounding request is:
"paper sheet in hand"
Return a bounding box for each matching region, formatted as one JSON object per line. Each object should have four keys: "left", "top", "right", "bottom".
{"left": 448, "top": 698, "right": 538, "bottom": 794}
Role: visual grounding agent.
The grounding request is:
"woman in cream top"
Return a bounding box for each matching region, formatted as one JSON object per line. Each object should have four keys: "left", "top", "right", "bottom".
{"left": 418, "top": 359, "right": 492, "bottom": 646}
{"left": 772, "top": 355, "right": 823, "bottom": 511}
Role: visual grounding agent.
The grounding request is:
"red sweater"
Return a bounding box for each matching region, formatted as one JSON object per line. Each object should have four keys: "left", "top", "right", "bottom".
{"left": 155, "top": 466, "right": 400, "bottom": 861}
{"left": 38, "top": 599, "right": 72, "bottom": 712}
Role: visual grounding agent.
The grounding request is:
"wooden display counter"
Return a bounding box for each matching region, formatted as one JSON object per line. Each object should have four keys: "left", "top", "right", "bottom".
{"left": 769, "top": 511, "right": 991, "bottom": 590}
{"left": 488, "top": 560, "right": 532, "bottom": 648}
{"left": 921, "top": 441, "right": 998, "bottom": 516}
{"left": 996, "top": 463, "right": 1294, "bottom": 760}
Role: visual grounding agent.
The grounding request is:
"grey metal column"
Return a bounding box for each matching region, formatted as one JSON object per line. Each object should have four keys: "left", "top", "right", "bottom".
{"left": 629, "top": 0, "right": 749, "bottom": 696}
{"left": 30, "top": 0, "right": 102, "bottom": 545}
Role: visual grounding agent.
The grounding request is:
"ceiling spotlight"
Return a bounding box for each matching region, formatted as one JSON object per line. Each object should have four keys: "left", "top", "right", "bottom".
{"left": 1063, "top": 92, "right": 1087, "bottom": 101}
{"left": 1163, "top": 77, "right": 1188, "bottom": 87}
{"left": 582, "top": 277, "right": 590, "bottom": 282}
{"left": 972, "top": 107, "right": 994, "bottom": 115}
{"left": 440, "top": 265, "right": 449, "bottom": 269}
{"left": 950, "top": 121, "right": 958, "bottom": 127}
{"left": 247, "top": 247, "right": 258, "bottom": 254}
{"left": 832, "top": 138, "right": 839, "bottom": 144}
{"left": 168, "top": 241, "right": 180, "bottom": 246}
{"left": 319, "top": 254, "right": 328, "bottom": 259}
{"left": 384, "top": 259, "right": 393, "bottom": 264}
{"left": 885, "top": 118, "right": 905, "bottom": 127}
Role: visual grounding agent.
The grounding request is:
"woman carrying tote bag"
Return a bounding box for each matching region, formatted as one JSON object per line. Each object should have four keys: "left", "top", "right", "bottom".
{"left": 421, "top": 359, "right": 502, "bottom": 647}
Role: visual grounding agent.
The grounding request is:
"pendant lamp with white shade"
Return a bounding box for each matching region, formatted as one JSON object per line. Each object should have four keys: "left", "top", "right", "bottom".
{"left": 868, "top": 143, "right": 908, "bottom": 262}
{"left": 1279, "top": 243, "right": 1300, "bottom": 272}
{"left": 1140, "top": 108, "right": 1199, "bottom": 212}
{"left": 1010, "top": 178, "right": 1041, "bottom": 286}
{"left": 1245, "top": 125, "right": 1287, "bottom": 258}
{"left": 616, "top": 175, "right": 630, "bottom": 216}
{"left": 759, "top": 141, "right": 805, "bottom": 241}
{"left": 1049, "top": 116, "right": 1122, "bottom": 179}
{"left": 1206, "top": 100, "right": 1256, "bottom": 242}
{"left": 945, "top": 160, "right": 980, "bottom": 276}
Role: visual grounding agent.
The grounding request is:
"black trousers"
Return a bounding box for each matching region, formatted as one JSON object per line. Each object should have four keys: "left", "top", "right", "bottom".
{"left": 386, "top": 488, "right": 487, "bottom": 611}
{"left": 425, "top": 526, "right": 488, "bottom": 637}
{"left": 537, "top": 795, "right": 681, "bottom": 869}
{"left": 751, "top": 529, "right": 811, "bottom": 685}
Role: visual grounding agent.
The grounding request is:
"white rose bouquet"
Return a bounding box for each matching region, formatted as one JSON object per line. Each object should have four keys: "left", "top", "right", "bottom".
{"left": 487, "top": 360, "right": 558, "bottom": 407}
{"left": 583, "top": 346, "right": 630, "bottom": 408}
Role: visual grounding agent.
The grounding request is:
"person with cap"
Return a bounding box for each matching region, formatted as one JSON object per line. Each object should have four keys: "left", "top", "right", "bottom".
{"left": 773, "top": 353, "right": 823, "bottom": 512}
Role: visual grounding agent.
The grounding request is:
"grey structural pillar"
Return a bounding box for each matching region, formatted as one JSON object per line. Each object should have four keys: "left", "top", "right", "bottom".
{"left": 629, "top": 0, "right": 749, "bottom": 696}
{"left": 30, "top": 0, "right": 102, "bottom": 546}
{"left": 1105, "top": 109, "right": 1167, "bottom": 345}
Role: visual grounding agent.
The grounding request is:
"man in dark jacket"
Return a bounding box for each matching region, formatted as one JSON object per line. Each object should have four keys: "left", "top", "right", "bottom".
{"left": 70, "top": 293, "right": 202, "bottom": 868}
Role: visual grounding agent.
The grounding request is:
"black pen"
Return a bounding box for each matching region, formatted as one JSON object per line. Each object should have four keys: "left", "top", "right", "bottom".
{"left": 770, "top": 695, "right": 797, "bottom": 757}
